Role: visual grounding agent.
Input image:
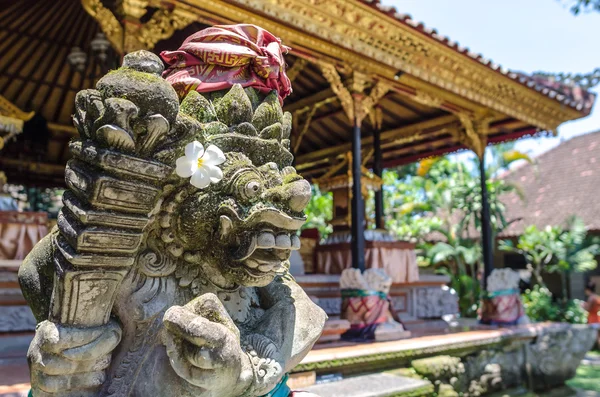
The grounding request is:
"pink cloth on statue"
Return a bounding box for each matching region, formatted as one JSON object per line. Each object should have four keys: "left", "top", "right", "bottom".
{"left": 161, "top": 24, "right": 292, "bottom": 104}
{"left": 342, "top": 296, "right": 389, "bottom": 328}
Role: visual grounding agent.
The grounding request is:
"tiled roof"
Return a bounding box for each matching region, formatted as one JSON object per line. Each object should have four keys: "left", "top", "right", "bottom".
{"left": 500, "top": 130, "right": 600, "bottom": 237}
{"left": 360, "top": 0, "right": 596, "bottom": 113}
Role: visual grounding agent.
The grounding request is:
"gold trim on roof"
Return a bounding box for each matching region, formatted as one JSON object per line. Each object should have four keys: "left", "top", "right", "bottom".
{"left": 81, "top": 0, "right": 124, "bottom": 53}
{"left": 137, "top": 9, "right": 196, "bottom": 50}
{"left": 0, "top": 95, "right": 34, "bottom": 143}
{"left": 0, "top": 95, "right": 34, "bottom": 122}
{"left": 176, "top": 0, "right": 583, "bottom": 131}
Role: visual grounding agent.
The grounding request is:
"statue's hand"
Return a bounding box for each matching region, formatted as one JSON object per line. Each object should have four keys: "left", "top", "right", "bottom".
{"left": 163, "top": 294, "right": 253, "bottom": 397}
{"left": 27, "top": 320, "right": 121, "bottom": 397}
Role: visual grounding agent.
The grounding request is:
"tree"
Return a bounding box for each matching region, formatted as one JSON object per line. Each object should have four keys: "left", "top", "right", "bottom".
{"left": 565, "top": 0, "right": 600, "bottom": 14}
{"left": 390, "top": 147, "right": 528, "bottom": 317}
{"left": 302, "top": 184, "right": 333, "bottom": 241}
{"left": 500, "top": 216, "right": 600, "bottom": 297}
{"left": 537, "top": 1, "right": 600, "bottom": 88}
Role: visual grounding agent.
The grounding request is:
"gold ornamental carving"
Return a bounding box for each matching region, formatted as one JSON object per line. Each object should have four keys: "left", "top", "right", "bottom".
{"left": 196, "top": 0, "right": 583, "bottom": 131}
{"left": 0, "top": 95, "right": 35, "bottom": 146}
{"left": 319, "top": 62, "right": 390, "bottom": 126}
{"left": 82, "top": 1, "right": 195, "bottom": 53}
{"left": 358, "top": 80, "right": 390, "bottom": 126}
{"left": 0, "top": 95, "right": 35, "bottom": 122}
{"left": 319, "top": 62, "right": 356, "bottom": 122}
{"left": 118, "top": 0, "right": 149, "bottom": 19}
{"left": 454, "top": 113, "right": 494, "bottom": 159}
{"left": 137, "top": 9, "right": 196, "bottom": 50}
{"left": 412, "top": 90, "right": 445, "bottom": 109}
{"left": 81, "top": 0, "right": 124, "bottom": 53}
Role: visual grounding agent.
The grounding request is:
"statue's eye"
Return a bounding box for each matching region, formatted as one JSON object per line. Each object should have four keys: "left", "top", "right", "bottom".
{"left": 243, "top": 180, "right": 262, "bottom": 199}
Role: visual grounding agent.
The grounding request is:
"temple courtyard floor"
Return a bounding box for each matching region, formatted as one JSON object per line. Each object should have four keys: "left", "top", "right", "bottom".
{"left": 1, "top": 325, "right": 599, "bottom": 397}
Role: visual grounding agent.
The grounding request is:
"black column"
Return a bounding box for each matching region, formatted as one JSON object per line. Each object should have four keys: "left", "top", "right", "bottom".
{"left": 479, "top": 150, "right": 494, "bottom": 290}
{"left": 373, "top": 125, "right": 384, "bottom": 229}
{"left": 351, "top": 120, "right": 366, "bottom": 271}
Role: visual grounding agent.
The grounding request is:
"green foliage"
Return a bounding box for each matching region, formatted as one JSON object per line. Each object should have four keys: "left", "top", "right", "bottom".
{"left": 3, "top": 184, "right": 64, "bottom": 218}
{"left": 302, "top": 184, "right": 333, "bottom": 240}
{"left": 567, "top": 0, "right": 600, "bottom": 14}
{"left": 500, "top": 216, "right": 600, "bottom": 294}
{"left": 305, "top": 145, "right": 529, "bottom": 318}
{"left": 521, "top": 285, "right": 588, "bottom": 324}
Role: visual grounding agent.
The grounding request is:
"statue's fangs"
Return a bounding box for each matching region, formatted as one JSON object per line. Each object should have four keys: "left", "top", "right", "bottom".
{"left": 19, "top": 24, "right": 326, "bottom": 397}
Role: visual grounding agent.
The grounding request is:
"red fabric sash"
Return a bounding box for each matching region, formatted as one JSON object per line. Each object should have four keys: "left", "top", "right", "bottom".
{"left": 160, "top": 24, "right": 292, "bottom": 104}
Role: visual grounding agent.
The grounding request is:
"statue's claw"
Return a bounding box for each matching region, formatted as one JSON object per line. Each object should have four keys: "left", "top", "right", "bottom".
{"left": 163, "top": 294, "right": 253, "bottom": 396}
{"left": 27, "top": 320, "right": 121, "bottom": 396}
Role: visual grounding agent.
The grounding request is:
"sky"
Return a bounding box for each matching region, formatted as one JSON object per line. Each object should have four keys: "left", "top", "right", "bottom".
{"left": 386, "top": 0, "right": 600, "bottom": 158}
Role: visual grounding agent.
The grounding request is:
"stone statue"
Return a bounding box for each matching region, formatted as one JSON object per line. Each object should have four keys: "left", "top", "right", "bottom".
{"left": 481, "top": 268, "right": 528, "bottom": 326}
{"left": 339, "top": 268, "right": 410, "bottom": 341}
{"left": 19, "top": 25, "right": 326, "bottom": 397}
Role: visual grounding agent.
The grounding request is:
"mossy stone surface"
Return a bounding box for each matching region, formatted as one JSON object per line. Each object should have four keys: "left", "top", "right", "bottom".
{"left": 201, "top": 121, "right": 229, "bottom": 139}
{"left": 214, "top": 84, "right": 253, "bottom": 126}
{"left": 259, "top": 122, "right": 283, "bottom": 140}
{"left": 252, "top": 91, "right": 283, "bottom": 132}
{"left": 18, "top": 229, "right": 58, "bottom": 322}
{"left": 180, "top": 91, "right": 217, "bottom": 123}
{"left": 122, "top": 50, "right": 164, "bottom": 75}
{"left": 282, "top": 111, "right": 292, "bottom": 139}
{"left": 234, "top": 122, "right": 259, "bottom": 137}
{"left": 96, "top": 68, "right": 179, "bottom": 124}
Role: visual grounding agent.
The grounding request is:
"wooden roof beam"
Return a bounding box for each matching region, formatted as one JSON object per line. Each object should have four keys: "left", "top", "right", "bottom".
{"left": 296, "top": 114, "right": 458, "bottom": 164}
{"left": 284, "top": 87, "right": 335, "bottom": 113}
{"left": 0, "top": 158, "right": 65, "bottom": 175}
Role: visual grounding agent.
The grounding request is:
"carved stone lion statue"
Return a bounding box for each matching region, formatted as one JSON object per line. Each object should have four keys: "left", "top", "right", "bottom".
{"left": 19, "top": 25, "right": 325, "bottom": 397}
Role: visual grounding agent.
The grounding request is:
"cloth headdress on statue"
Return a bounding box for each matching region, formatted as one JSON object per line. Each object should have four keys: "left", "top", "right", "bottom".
{"left": 160, "top": 24, "right": 292, "bottom": 104}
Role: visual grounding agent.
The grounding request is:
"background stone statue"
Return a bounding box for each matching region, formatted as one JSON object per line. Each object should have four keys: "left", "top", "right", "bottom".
{"left": 19, "top": 25, "right": 326, "bottom": 397}
{"left": 339, "top": 268, "right": 410, "bottom": 341}
{"left": 481, "top": 268, "right": 529, "bottom": 326}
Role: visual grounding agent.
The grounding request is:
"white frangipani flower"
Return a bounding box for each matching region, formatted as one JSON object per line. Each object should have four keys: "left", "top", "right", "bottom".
{"left": 176, "top": 141, "right": 226, "bottom": 189}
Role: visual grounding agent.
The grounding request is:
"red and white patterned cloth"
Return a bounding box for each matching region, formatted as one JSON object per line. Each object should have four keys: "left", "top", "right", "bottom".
{"left": 161, "top": 24, "right": 292, "bottom": 104}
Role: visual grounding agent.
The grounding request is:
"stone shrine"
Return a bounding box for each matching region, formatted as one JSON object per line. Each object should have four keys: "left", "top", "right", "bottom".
{"left": 19, "top": 25, "right": 325, "bottom": 397}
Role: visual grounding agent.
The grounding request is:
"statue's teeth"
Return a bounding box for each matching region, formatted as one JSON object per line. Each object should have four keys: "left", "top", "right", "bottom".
{"left": 246, "top": 259, "right": 259, "bottom": 269}
{"left": 291, "top": 235, "right": 301, "bottom": 250}
{"left": 275, "top": 234, "right": 291, "bottom": 249}
{"left": 259, "top": 264, "right": 274, "bottom": 272}
{"left": 219, "top": 215, "right": 233, "bottom": 240}
{"left": 257, "top": 232, "right": 275, "bottom": 248}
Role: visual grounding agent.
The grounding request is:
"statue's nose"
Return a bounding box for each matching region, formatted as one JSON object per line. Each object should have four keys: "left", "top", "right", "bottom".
{"left": 263, "top": 179, "right": 311, "bottom": 213}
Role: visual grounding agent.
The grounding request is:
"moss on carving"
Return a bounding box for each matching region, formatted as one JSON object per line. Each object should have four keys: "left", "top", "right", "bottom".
{"left": 96, "top": 66, "right": 179, "bottom": 124}
{"left": 412, "top": 355, "right": 464, "bottom": 379}
{"left": 180, "top": 91, "right": 217, "bottom": 123}
{"left": 214, "top": 84, "right": 253, "bottom": 126}
{"left": 252, "top": 91, "right": 283, "bottom": 132}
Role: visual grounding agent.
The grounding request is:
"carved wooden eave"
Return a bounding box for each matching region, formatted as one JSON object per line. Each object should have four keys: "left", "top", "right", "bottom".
{"left": 81, "top": 0, "right": 124, "bottom": 53}
{"left": 170, "top": 0, "right": 590, "bottom": 132}
{"left": 314, "top": 153, "right": 383, "bottom": 195}
{"left": 81, "top": 0, "right": 196, "bottom": 53}
{"left": 0, "top": 95, "right": 34, "bottom": 146}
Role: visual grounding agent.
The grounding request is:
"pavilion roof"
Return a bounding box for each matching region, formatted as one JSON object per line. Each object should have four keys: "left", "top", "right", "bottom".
{"left": 360, "top": 0, "right": 595, "bottom": 113}
{"left": 0, "top": 0, "right": 118, "bottom": 186}
{"left": 0, "top": 0, "right": 595, "bottom": 186}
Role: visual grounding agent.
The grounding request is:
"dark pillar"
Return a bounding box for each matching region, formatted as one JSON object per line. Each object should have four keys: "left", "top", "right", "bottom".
{"left": 351, "top": 120, "right": 366, "bottom": 271}
{"left": 479, "top": 150, "right": 494, "bottom": 290}
{"left": 373, "top": 125, "right": 384, "bottom": 230}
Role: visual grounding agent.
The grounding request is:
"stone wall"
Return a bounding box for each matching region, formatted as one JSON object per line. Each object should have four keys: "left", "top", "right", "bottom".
{"left": 295, "top": 323, "right": 597, "bottom": 396}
